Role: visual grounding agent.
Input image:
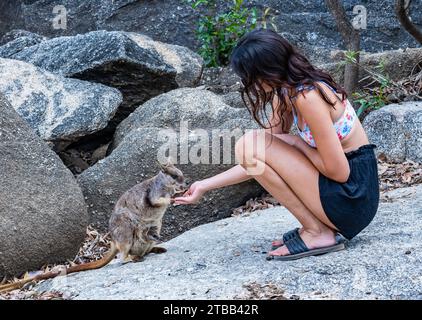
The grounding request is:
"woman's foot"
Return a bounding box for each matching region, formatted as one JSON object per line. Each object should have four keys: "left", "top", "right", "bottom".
{"left": 271, "top": 227, "right": 304, "bottom": 248}
{"left": 269, "top": 228, "right": 337, "bottom": 256}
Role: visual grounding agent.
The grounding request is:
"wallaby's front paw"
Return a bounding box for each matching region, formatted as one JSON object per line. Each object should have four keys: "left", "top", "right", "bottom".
{"left": 132, "top": 255, "right": 146, "bottom": 263}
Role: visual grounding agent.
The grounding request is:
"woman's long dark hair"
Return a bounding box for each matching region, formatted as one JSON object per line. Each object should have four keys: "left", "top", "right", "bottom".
{"left": 230, "top": 28, "right": 347, "bottom": 132}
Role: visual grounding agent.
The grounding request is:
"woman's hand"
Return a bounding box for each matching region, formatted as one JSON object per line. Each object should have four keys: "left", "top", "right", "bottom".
{"left": 172, "top": 165, "right": 253, "bottom": 205}
{"left": 172, "top": 181, "right": 208, "bottom": 205}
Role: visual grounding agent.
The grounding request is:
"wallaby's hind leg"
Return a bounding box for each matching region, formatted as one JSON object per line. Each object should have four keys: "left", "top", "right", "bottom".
{"left": 150, "top": 247, "right": 167, "bottom": 254}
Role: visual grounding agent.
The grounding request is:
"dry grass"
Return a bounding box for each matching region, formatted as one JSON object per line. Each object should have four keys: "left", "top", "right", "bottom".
{"left": 377, "top": 158, "right": 422, "bottom": 191}
{"left": 0, "top": 226, "right": 112, "bottom": 300}
{"left": 383, "top": 61, "right": 422, "bottom": 103}
{"left": 235, "top": 282, "right": 289, "bottom": 300}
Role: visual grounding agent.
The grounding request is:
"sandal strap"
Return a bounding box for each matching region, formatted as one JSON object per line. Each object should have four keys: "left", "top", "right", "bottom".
{"left": 284, "top": 233, "right": 309, "bottom": 255}
{"left": 282, "top": 227, "right": 300, "bottom": 243}
{"left": 335, "top": 233, "right": 346, "bottom": 244}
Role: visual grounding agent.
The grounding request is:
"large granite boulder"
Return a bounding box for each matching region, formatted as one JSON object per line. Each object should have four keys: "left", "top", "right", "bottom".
{"left": 1, "top": 1, "right": 421, "bottom": 63}
{"left": 0, "top": 94, "right": 88, "bottom": 278}
{"left": 35, "top": 184, "right": 422, "bottom": 300}
{"left": 0, "top": 58, "right": 122, "bottom": 147}
{"left": 362, "top": 102, "right": 422, "bottom": 163}
{"left": 0, "top": 30, "right": 47, "bottom": 57}
{"left": 2, "top": 30, "right": 203, "bottom": 124}
{"left": 78, "top": 88, "right": 263, "bottom": 234}
{"left": 113, "top": 87, "right": 252, "bottom": 147}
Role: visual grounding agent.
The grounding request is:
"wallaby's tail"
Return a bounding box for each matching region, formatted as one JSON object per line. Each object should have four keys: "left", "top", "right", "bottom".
{"left": 0, "top": 243, "right": 118, "bottom": 294}
{"left": 66, "top": 243, "right": 118, "bottom": 273}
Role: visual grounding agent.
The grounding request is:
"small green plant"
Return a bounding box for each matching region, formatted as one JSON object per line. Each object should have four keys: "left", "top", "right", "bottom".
{"left": 352, "top": 87, "right": 389, "bottom": 118}
{"left": 188, "top": 0, "right": 276, "bottom": 67}
{"left": 342, "top": 50, "right": 359, "bottom": 65}
{"left": 340, "top": 51, "right": 396, "bottom": 117}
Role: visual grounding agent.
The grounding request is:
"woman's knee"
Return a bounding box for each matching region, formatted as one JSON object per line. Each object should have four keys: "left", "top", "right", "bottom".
{"left": 235, "top": 129, "right": 268, "bottom": 167}
{"left": 235, "top": 130, "right": 252, "bottom": 164}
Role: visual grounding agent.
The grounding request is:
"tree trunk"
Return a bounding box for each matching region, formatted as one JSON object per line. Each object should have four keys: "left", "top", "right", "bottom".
{"left": 325, "top": 0, "right": 361, "bottom": 95}
{"left": 395, "top": 0, "right": 422, "bottom": 45}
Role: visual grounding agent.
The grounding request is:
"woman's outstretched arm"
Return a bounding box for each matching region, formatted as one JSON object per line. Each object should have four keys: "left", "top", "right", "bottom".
{"left": 173, "top": 164, "right": 252, "bottom": 205}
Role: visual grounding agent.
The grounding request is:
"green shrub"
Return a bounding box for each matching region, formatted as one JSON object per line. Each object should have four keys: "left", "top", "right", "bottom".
{"left": 188, "top": 0, "right": 276, "bottom": 67}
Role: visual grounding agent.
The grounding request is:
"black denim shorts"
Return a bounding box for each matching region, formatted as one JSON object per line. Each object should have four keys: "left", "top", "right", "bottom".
{"left": 318, "top": 143, "right": 380, "bottom": 240}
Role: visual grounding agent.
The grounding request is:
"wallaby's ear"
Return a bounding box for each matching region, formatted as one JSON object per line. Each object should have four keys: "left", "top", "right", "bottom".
{"left": 157, "top": 157, "right": 175, "bottom": 173}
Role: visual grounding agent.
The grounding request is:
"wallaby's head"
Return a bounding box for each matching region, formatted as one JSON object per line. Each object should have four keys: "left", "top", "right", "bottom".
{"left": 157, "top": 159, "right": 186, "bottom": 195}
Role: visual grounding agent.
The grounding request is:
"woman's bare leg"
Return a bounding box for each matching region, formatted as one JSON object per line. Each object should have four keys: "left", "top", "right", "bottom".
{"left": 235, "top": 130, "right": 338, "bottom": 256}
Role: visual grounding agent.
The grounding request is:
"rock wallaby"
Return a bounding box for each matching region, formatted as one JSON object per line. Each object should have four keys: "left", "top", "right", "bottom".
{"left": 0, "top": 160, "right": 186, "bottom": 293}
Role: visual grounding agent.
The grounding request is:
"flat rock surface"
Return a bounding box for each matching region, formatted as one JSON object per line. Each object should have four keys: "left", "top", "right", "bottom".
{"left": 36, "top": 184, "right": 422, "bottom": 300}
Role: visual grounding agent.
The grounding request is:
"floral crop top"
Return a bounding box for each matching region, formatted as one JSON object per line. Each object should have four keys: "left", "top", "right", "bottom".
{"left": 291, "top": 81, "right": 357, "bottom": 148}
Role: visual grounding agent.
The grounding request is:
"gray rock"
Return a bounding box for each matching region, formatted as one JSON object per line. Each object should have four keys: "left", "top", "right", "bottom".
{"left": 0, "top": 30, "right": 46, "bottom": 57}
{"left": 0, "top": 58, "right": 122, "bottom": 145}
{"left": 220, "top": 91, "right": 245, "bottom": 109}
{"left": 113, "top": 88, "right": 252, "bottom": 148}
{"left": 359, "top": 48, "right": 422, "bottom": 83}
{"left": 406, "top": 110, "right": 422, "bottom": 162}
{"left": 199, "top": 66, "right": 241, "bottom": 89}
{"left": 125, "top": 32, "right": 204, "bottom": 88}
{"left": 319, "top": 48, "right": 422, "bottom": 87}
{"left": 0, "top": 29, "right": 45, "bottom": 45}
{"left": 35, "top": 184, "right": 422, "bottom": 300}
{"left": 79, "top": 88, "right": 262, "bottom": 233}
{"left": 0, "top": 3, "right": 25, "bottom": 42}
{"left": 1, "top": 1, "right": 421, "bottom": 63}
{"left": 0, "top": 94, "right": 88, "bottom": 277}
{"left": 362, "top": 102, "right": 422, "bottom": 163}
{"left": 4, "top": 30, "right": 203, "bottom": 124}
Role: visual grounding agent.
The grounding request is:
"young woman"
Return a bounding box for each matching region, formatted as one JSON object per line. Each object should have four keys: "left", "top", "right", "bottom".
{"left": 174, "top": 28, "right": 380, "bottom": 261}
